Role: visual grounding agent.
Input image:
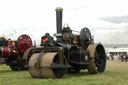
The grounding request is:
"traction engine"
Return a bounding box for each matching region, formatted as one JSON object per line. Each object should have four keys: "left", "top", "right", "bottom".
{"left": 25, "top": 7, "right": 106, "bottom": 78}
{"left": 0, "top": 34, "right": 32, "bottom": 70}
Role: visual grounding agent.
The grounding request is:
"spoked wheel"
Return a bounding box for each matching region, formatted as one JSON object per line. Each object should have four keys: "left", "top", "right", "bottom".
{"left": 29, "top": 52, "right": 67, "bottom": 78}
{"left": 87, "top": 44, "right": 106, "bottom": 74}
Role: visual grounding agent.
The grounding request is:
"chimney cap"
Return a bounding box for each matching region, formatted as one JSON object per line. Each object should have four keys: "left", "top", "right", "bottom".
{"left": 55, "top": 7, "right": 63, "bottom": 11}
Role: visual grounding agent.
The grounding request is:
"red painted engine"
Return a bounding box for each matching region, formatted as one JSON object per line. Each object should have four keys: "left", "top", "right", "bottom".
{"left": 0, "top": 34, "right": 32, "bottom": 70}
{"left": 0, "top": 41, "right": 18, "bottom": 58}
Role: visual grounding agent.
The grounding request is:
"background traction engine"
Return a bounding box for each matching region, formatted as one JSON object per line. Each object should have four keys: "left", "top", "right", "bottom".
{"left": 26, "top": 7, "right": 106, "bottom": 79}
{"left": 0, "top": 34, "right": 32, "bottom": 70}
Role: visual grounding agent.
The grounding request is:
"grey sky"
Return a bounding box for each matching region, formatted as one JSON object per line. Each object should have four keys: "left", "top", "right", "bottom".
{"left": 101, "top": 16, "right": 128, "bottom": 24}
{"left": 0, "top": 0, "right": 128, "bottom": 45}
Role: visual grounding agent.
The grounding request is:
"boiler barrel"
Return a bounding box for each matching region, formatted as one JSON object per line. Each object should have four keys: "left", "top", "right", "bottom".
{"left": 0, "top": 47, "right": 18, "bottom": 58}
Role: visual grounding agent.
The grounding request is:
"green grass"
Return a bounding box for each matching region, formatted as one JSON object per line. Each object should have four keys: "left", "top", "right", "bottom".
{"left": 0, "top": 60, "right": 128, "bottom": 85}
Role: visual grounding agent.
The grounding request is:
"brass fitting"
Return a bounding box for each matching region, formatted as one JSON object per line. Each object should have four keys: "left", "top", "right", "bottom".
{"left": 67, "top": 24, "right": 69, "bottom": 28}
{"left": 62, "top": 24, "right": 65, "bottom": 29}
{"left": 55, "top": 7, "right": 63, "bottom": 11}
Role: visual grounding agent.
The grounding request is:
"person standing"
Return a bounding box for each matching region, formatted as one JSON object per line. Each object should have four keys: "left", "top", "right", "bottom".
{"left": 125, "top": 54, "right": 128, "bottom": 62}
{"left": 121, "top": 53, "right": 124, "bottom": 62}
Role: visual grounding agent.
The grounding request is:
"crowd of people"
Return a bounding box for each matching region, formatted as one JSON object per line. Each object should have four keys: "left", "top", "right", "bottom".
{"left": 107, "top": 53, "right": 128, "bottom": 62}
{"left": 118, "top": 53, "right": 128, "bottom": 62}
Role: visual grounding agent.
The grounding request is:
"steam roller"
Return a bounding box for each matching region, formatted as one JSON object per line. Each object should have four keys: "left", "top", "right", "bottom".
{"left": 25, "top": 7, "right": 106, "bottom": 79}
{"left": 0, "top": 34, "right": 32, "bottom": 70}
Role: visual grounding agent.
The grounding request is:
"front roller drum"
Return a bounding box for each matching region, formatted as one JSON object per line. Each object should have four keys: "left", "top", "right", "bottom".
{"left": 29, "top": 52, "right": 67, "bottom": 78}
{"left": 87, "top": 43, "right": 106, "bottom": 74}
{"left": 28, "top": 53, "right": 42, "bottom": 78}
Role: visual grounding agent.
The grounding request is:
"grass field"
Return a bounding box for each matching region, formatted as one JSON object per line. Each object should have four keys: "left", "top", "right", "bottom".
{"left": 0, "top": 60, "right": 128, "bottom": 85}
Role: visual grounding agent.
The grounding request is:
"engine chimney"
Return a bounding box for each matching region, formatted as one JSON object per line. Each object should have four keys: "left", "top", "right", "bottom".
{"left": 55, "top": 7, "right": 63, "bottom": 41}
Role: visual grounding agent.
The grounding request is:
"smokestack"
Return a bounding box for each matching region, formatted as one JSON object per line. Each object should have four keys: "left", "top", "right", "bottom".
{"left": 55, "top": 7, "right": 63, "bottom": 34}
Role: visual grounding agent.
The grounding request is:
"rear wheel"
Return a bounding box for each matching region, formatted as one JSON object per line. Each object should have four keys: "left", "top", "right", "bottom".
{"left": 87, "top": 44, "right": 106, "bottom": 74}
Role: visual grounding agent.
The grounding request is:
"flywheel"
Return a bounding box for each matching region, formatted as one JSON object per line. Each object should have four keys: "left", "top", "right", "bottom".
{"left": 17, "top": 34, "right": 32, "bottom": 54}
{"left": 80, "top": 27, "right": 92, "bottom": 49}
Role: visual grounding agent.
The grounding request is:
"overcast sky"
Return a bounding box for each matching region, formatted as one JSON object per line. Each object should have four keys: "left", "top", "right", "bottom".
{"left": 0, "top": 0, "right": 128, "bottom": 45}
